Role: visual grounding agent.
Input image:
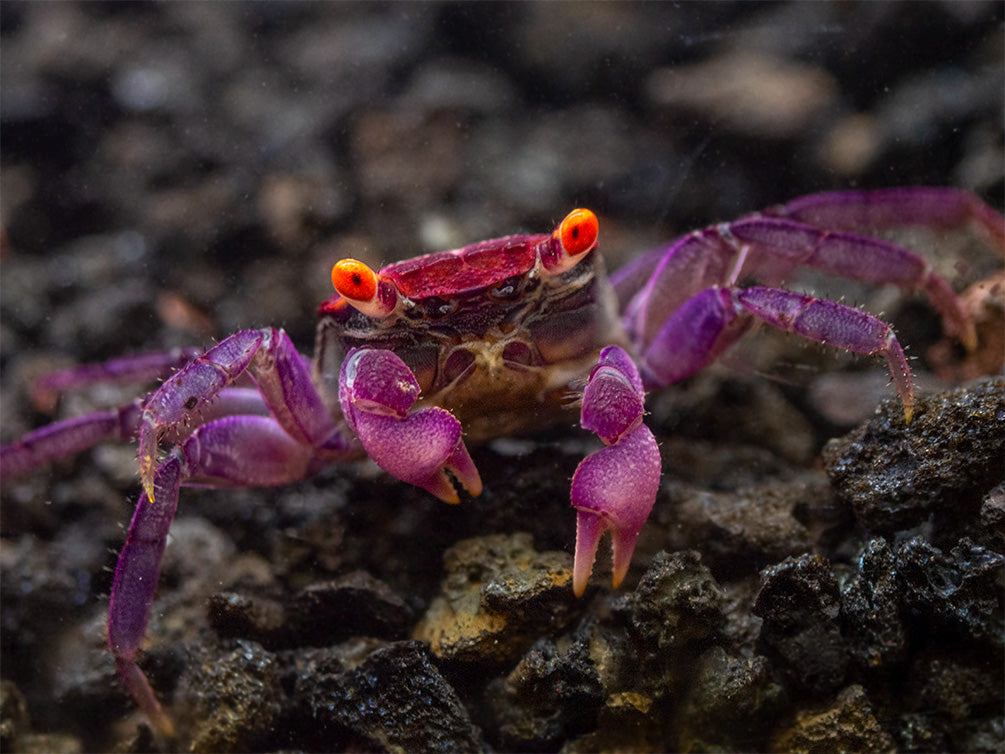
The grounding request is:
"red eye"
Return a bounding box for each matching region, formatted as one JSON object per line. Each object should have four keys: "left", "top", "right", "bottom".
{"left": 332, "top": 259, "right": 378, "bottom": 302}
{"left": 559, "top": 209, "right": 598, "bottom": 256}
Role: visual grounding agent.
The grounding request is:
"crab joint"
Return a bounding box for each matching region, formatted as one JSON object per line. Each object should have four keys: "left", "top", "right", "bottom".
{"left": 331, "top": 259, "right": 397, "bottom": 318}
{"left": 540, "top": 208, "right": 599, "bottom": 275}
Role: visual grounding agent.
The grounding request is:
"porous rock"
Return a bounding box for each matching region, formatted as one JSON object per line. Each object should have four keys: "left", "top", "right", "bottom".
{"left": 294, "top": 640, "right": 484, "bottom": 752}
{"left": 414, "top": 532, "right": 579, "bottom": 665}
{"left": 209, "top": 570, "right": 413, "bottom": 650}
{"left": 675, "top": 647, "right": 787, "bottom": 752}
{"left": 894, "top": 536, "right": 1004, "bottom": 646}
{"left": 176, "top": 639, "right": 283, "bottom": 753}
{"left": 663, "top": 480, "right": 819, "bottom": 579}
{"left": 753, "top": 553, "right": 848, "bottom": 695}
{"left": 484, "top": 625, "right": 605, "bottom": 751}
{"left": 823, "top": 377, "right": 1005, "bottom": 534}
{"left": 769, "top": 684, "right": 896, "bottom": 754}
{"left": 611, "top": 550, "right": 726, "bottom": 661}
{"left": 840, "top": 538, "right": 908, "bottom": 673}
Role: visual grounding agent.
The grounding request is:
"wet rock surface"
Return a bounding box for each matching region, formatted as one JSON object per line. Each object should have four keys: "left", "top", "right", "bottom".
{"left": 414, "top": 532, "right": 579, "bottom": 666}
{"left": 289, "top": 640, "right": 484, "bottom": 753}
{"left": 823, "top": 376, "right": 1005, "bottom": 535}
{"left": 1, "top": 3, "right": 1003, "bottom": 752}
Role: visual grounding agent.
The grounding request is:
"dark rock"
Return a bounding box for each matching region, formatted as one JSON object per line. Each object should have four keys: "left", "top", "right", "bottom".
{"left": 207, "top": 591, "right": 287, "bottom": 647}
{"left": 905, "top": 649, "right": 1003, "bottom": 726}
{"left": 840, "top": 538, "right": 908, "bottom": 673}
{"left": 176, "top": 640, "right": 283, "bottom": 753}
{"left": 288, "top": 571, "right": 414, "bottom": 642}
{"left": 753, "top": 553, "right": 848, "bottom": 695}
{"left": 892, "top": 711, "right": 949, "bottom": 753}
{"left": 662, "top": 479, "right": 820, "bottom": 579}
{"left": 675, "top": 647, "right": 787, "bottom": 752}
{"left": 611, "top": 551, "right": 725, "bottom": 668}
{"left": 295, "top": 640, "right": 484, "bottom": 752}
{"left": 567, "top": 691, "right": 663, "bottom": 753}
{"left": 893, "top": 646, "right": 1005, "bottom": 752}
{"left": 769, "top": 684, "right": 895, "bottom": 753}
{"left": 210, "top": 571, "right": 414, "bottom": 650}
{"left": 841, "top": 535, "right": 1004, "bottom": 680}
{"left": 1, "top": 680, "right": 30, "bottom": 750}
{"left": 650, "top": 376, "right": 817, "bottom": 465}
{"left": 895, "top": 536, "right": 1004, "bottom": 647}
{"left": 484, "top": 628, "right": 605, "bottom": 751}
{"left": 979, "top": 483, "right": 1005, "bottom": 545}
{"left": 823, "top": 377, "right": 1005, "bottom": 535}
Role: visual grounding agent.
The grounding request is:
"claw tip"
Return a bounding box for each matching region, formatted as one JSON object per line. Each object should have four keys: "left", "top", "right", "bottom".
{"left": 902, "top": 395, "right": 914, "bottom": 425}
{"left": 151, "top": 709, "right": 176, "bottom": 737}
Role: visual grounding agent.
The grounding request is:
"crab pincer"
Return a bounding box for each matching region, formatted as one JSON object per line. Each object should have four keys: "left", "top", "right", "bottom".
{"left": 571, "top": 345, "right": 661, "bottom": 597}
{"left": 338, "top": 347, "right": 482, "bottom": 503}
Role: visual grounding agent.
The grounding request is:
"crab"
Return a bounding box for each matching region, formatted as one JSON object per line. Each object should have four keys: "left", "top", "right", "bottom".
{"left": 1, "top": 187, "right": 1003, "bottom": 734}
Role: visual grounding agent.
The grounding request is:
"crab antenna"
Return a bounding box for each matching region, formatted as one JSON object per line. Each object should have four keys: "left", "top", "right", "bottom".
{"left": 540, "top": 208, "right": 599, "bottom": 274}
{"left": 331, "top": 259, "right": 397, "bottom": 318}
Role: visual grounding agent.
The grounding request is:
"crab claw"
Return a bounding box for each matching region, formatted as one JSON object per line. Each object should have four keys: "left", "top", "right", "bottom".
{"left": 571, "top": 346, "right": 661, "bottom": 596}
{"left": 339, "top": 348, "right": 482, "bottom": 503}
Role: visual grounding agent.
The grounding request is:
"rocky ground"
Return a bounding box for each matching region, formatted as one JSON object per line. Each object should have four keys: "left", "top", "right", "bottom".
{"left": 1, "top": 3, "right": 1003, "bottom": 752}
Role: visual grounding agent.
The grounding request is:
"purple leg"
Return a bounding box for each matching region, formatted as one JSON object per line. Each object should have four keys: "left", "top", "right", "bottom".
{"left": 621, "top": 188, "right": 1001, "bottom": 359}
{"left": 108, "top": 453, "right": 183, "bottom": 736}
{"left": 137, "top": 328, "right": 352, "bottom": 498}
{"left": 30, "top": 348, "right": 204, "bottom": 412}
{"left": 338, "top": 348, "right": 482, "bottom": 503}
{"left": 735, "top": 286, "right": 913, "bottom": 419}
{"left": 640, "top": 285, "right": 915, "bottom": 422}
{"left": 765, "top": 187, "right": 1005, "bottom": 248}
{"left": 613, "top": 188, "right": 1003, "bottom": 311}
{"left": 0, "top": 388, "right": 270, "bottom": 482}
{"left": 571, "top": 346, "right": 661, "bottom": 596}
{"left": 639, "top": 288, "right": 751, "bottom": 387}
{"left": 1, "top": 399, "right": 144, "bottom": 479}
{"left": 724, "top": 216, "right": 977, "bottom": 348}
{"left": 626, "top": 218, "right": 977, "bottom": 354}
{"left": 108, "top": 413, "right": 322, "bottom": 734}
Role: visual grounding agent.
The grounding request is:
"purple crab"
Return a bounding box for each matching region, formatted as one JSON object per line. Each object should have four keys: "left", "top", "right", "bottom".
{"left": 2, "top": 187, "right": 1003, "bottom": 734}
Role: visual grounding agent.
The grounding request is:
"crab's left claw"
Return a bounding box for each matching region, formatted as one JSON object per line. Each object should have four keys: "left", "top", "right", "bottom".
{"left": 571, "top": 346, "right": 661, "bottom": 596}
{"left": 339, "top": 348, "right": 482, "bottom": 503}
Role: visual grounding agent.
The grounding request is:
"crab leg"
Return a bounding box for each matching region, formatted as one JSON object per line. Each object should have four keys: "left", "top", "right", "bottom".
{"left": 109, "top": 414, "right": 320, "bottom": 734}
{"left": 571, "top": 346, "right": 661, "bottom": 596}
{"left": 613, "top": 187, "right": 1003, "bottom": 302}
{"left": 29, "top": 347, "right": 204, "bottom": 412}
{"left": 625, "top": 220, "right": 975, "bottom": 353}
{"left": 338, "top": 348, "right": 481, "bottom": 503}
{"left": 137, "top": 328, "right": 353, "bottom": 498}
{"left": 109, "top": 453, "right": 183, "bottom": 736}
{"left": 1, "top": 399, "right": 144, "bottom": 479}
{"left": 0, "top": 388, "right": 271, "bottom": 481}
{"left": 724, "top": 217, "right": 976, "bottom": 348}
{"left": 640, "top": 285, "right": 914, "bottom": 421}
{"left": 767, "top": 186, "right": 1005, "bottom": 248}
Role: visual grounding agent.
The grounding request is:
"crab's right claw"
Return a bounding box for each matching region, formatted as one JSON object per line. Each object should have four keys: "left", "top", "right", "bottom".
{"left": 339, "top": 348, "right": 481, "bottom": 503}
{"left": 571, "top": 346, "right": 661, "bottom": 597}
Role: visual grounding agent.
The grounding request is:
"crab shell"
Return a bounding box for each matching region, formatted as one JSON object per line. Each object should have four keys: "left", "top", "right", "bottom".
{"left": 315, "top": 229, "right": 626, "bottom": 441}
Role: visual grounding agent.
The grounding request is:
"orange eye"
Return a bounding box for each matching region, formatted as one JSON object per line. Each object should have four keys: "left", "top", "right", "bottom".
{"left": 559, "top": 208, "right": 598, "bottom": 256}
{"left": 332, "top": 259, "right": 378, "bottom": 302}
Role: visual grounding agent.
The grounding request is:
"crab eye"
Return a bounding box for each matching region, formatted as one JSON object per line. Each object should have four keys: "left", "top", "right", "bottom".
{"left": 332, "top": 259, "right": 378, "bottom": 302}
{"left": 541, "top": 208, "right": 599, "bottom": 274}
{"left": 331, "top": 259, "right": 396, "bottom": 318}
{"left": 559, "top": 209, "right": 599, "bottom": 257}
